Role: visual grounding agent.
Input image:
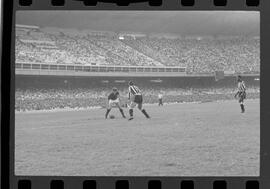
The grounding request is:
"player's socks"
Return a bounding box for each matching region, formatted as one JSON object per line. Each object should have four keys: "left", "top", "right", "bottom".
{"left": 119, "top": 108, "right": 126, "bottom": 118}
{"left": 141, "top": 109, "right": 150, "bottom": 118}
{"left": 105, "top": 109, "right": 111, "bottom": 118}
{"left": 240, "top": 104, "right": 245, "bottom": 113}
{"left": 128, "top": 109, "right": 133, "bottom": 120}
{"left": 129, "top": 109, "right": 133, "bottom": 117}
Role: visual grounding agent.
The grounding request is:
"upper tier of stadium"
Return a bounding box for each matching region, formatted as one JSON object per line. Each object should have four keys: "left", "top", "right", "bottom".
{"left": 15, "top": 25, "right": 260, "bottom": 74}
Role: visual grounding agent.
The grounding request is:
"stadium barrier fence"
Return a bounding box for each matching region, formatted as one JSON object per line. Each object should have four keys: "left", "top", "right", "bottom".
{"left": 15, "top": 62, "right": 186, "bottom": 73}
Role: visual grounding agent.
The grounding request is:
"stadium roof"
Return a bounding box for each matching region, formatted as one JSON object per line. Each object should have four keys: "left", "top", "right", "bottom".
{"left": 16, "top": 11, "right": 259, "bottom": 36}
{"left": 16, "top": 24, "right": 40, "bottom": 29}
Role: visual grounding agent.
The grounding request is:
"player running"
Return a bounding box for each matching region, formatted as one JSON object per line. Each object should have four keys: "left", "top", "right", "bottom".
{"left": 105, "top": 87, "right": 126, "bottom": 119}
{"left": 234, "top": 75, "right": 246, "bottom": 113}
{"left": 127, "top": 81, "right": 150, "bottom": 120}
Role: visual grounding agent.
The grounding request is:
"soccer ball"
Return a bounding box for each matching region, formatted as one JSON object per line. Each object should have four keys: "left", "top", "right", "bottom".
{"left": 109, "top": 115, "right": 115, "bottom": 119}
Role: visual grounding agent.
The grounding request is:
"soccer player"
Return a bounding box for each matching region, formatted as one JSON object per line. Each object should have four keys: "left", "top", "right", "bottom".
{"left": 127, "top": 81, "right": 150, "bottom": 120}
{"left": 105, "top": 87, "right": 126, "bottom": 119}
{"left": 158, "top": 92, "right": 163, "bottom": 106}
{"left": 234, "top": 75, "right": 246, "bottom": 113}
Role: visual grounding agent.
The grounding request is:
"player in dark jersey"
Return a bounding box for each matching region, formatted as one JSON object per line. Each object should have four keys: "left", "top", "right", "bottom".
{"left": 127, "top": 81, "right": 150, "bottom": 120}
{"left": 105, "top": 87, "right": 126, "bottom": 119}
{"left": 234, "top": 75, "right": 246, "bottom": 113}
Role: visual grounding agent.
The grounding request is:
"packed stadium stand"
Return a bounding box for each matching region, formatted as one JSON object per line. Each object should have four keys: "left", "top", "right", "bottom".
{"left": 15, "top": 25, "right": 260, "bottom": 111}
{"left": 123, "top": 36, "right": 260, "bottom": 73}
{"left": 15, "top": 75, "right": 260, "bottom": 111}
{"left": 16, "top": 25, "right": 260, "bottom": 74}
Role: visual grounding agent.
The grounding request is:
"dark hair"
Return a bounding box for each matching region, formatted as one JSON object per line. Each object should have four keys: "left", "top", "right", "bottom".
{"left": 237, "top": 75, "right": 242, "bottom": 82}
{"left": 128, "top": 81, "right": 134, "bottom": 86}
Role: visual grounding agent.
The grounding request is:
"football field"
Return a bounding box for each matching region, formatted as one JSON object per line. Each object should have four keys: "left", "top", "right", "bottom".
{"left": 15, "top": 99, "right": 260, "bottom": 176}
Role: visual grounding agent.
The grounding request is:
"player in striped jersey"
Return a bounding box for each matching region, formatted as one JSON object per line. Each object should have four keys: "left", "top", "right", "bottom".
{"left": 234, "top": 75, "right": 246, "bottom": 113}
{"left": 127, "top": 81, "right": 150, "bottom": 120}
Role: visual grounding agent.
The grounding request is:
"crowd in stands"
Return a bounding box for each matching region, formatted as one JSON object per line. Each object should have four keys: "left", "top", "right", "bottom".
{"left": 16, "top": 39, "right": 68, "bottom": 63}
{"left": 16, "top": 26, "right": 260, "bottom": 74}
{"left": 15, "top": 86, "right": 260, "bottom": 111}
{"left": 16, "top": 27, "right": 160, "bottom": 66}
{"left": 124, "top": 37, "right": 260, "bottom": 73}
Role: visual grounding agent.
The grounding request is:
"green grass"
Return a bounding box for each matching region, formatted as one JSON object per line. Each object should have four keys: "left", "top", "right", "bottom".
{"left": 15, "top": 99, "right": 260, "bottom": 176}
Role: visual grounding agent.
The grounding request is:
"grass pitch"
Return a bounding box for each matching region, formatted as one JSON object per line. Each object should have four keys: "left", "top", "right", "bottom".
{"left": 15, "top": 99, "right": 259, "bottom": 176}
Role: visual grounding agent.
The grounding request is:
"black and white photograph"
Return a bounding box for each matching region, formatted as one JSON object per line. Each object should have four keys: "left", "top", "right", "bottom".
{"left": 15, "top": 11, "right": 260, "bottom": 176}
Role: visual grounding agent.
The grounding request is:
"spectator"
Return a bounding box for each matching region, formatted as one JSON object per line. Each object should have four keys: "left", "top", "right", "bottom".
{"left": 15, "top": 26, "right": 260, "bottom": 74}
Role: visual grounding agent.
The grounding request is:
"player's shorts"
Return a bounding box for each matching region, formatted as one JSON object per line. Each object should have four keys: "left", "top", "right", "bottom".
{"left": 129, "top": 95, "right": 143, "bottom": 109}
{"left": 238, "top": 91, "right": 246, "bottom": 102}
{"left": 134, "top": 95, "right": 143, "bottom": 104}
{"left": 108, "top": 99, "right": 120, "bottom": 108}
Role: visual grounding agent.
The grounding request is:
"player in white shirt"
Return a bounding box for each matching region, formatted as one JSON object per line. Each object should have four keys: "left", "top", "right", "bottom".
{"left": 158, "top": 93, "right": 163, "bottom": 106}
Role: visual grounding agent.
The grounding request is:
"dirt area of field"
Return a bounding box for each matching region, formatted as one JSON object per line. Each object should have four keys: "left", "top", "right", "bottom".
{"left": 15, "top": 99, "right": 260, "bottom": 176}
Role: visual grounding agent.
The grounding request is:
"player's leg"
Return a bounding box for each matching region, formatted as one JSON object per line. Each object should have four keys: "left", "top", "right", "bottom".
{"left": 137, "top": 96, "right": 150, "bottom": 118}
{"left": 241, "top": 93, "right": 246, "bottom": 113}
{"left": 243, "top": 92, "right": 246, "bottom": 112}
{"left": 116, "top": 103, "right": 126, "bottom": 118}
{"left": 240, "top": 101, "right": 245, "bottom": 113}
{"left": 105, "top": 100, "right": 112, "bottom": 118}
{"left": 139, "top": 104, "right": 150, "bottom": 118}
{"left": 105, "top": 108, "right": 111, "bottom": 119}
{"left": 239, "top": 95, "right": 245, "bottom": 113}
{"left": 128, "top": 102, "right": 136, "bottom": 120}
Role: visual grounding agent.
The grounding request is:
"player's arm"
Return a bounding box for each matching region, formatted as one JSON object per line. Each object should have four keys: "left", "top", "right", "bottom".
{"left": 128, "top": 87, "right": 131, "bottom": 100}
{"left": 242, "top": 81, "right": 246, "bottom": 91}
{"left": 107, "top": 94, "right": 112, "bottom": 107}
{"left": 116, "top": 92, "right": 120, "bottom": 102}
{"left": 105, "top": 95, "right": 109, "bottom": 108}
{"left": 234, "top": 91, "right": 239, "bottom": 98}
